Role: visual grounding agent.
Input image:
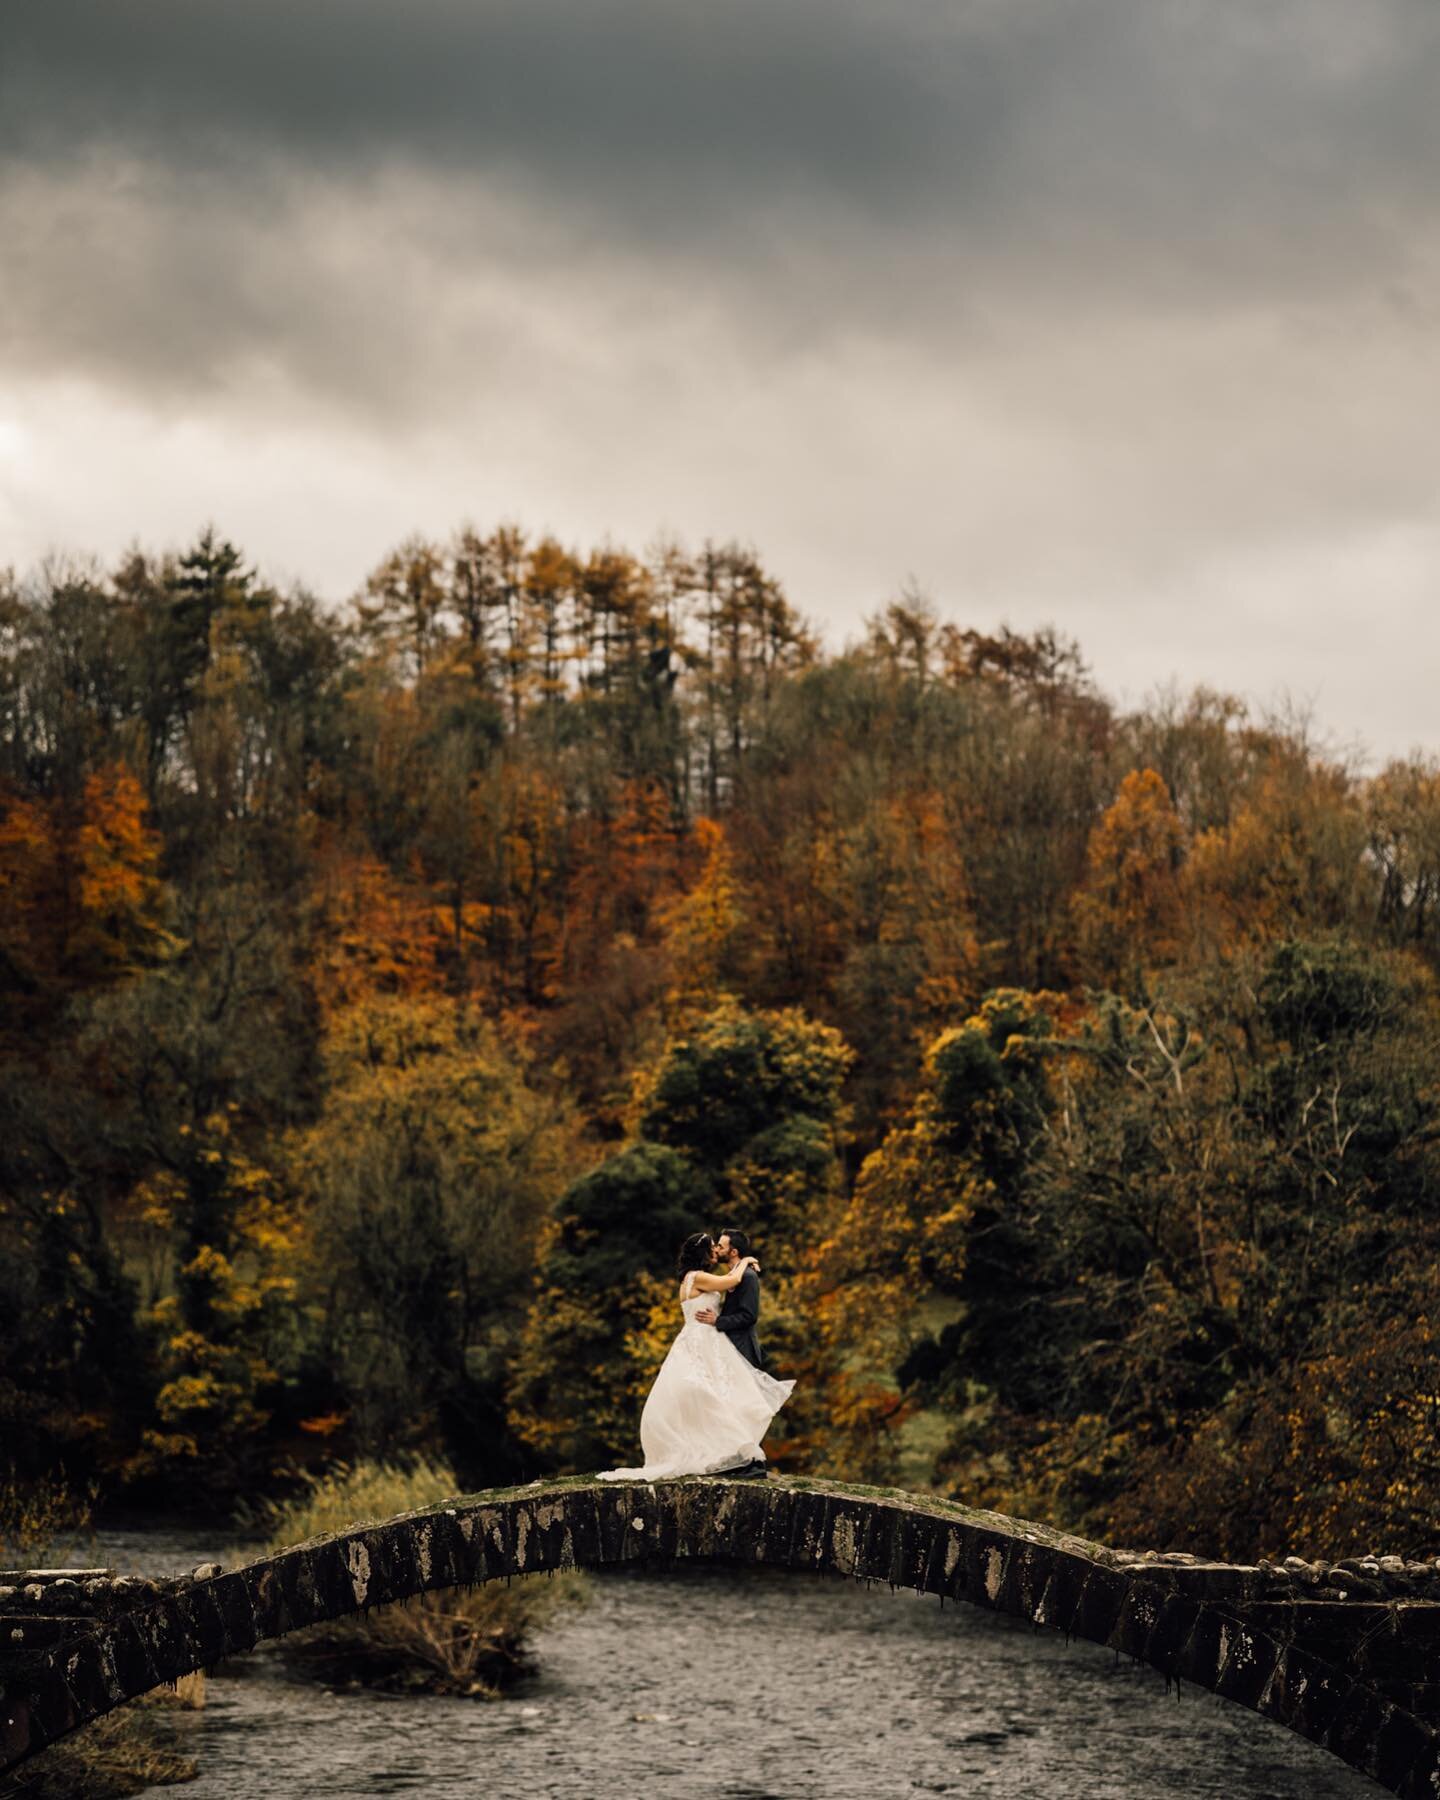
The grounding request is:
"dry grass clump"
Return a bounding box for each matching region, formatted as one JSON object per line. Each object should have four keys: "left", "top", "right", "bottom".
{"left": 246, "top": 1458, "right": 586, "bottom": 1696}
{"left": 0, "top": 1687, "right": 201, "bottom": 1799}
{"left": 0, "top": 1468, "right": 98, "bottom": 1568}
{"left": 165, "top": 1672, "right": 207, "bottom": 1711}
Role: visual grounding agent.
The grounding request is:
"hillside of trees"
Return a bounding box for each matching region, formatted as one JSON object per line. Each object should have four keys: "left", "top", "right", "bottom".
{"left": 4, "top": 524, "right": 1440, "bottom": 1561}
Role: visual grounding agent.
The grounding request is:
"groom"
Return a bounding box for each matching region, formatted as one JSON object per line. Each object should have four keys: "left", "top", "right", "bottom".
{"left": 696, "top": 1226, "right": 770, "bottom": 1478}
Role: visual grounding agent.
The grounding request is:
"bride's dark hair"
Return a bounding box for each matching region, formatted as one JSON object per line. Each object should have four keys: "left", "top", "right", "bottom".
{"left": 677, "top": 1232, "right": 714, "bottom": 1282}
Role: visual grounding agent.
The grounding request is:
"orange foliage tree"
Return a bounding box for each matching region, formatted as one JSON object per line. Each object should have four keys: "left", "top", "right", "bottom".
{"left": 0, "top": 762, "right": 168, "bottom": 1014}
{"left": 1073, "top": 768, "right": 1186, "bottom": 986}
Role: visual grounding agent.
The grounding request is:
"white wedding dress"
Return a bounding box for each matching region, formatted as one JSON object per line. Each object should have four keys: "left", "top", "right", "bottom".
{"left": 599, "top": 1277, "right": 795, "bottom": 1480}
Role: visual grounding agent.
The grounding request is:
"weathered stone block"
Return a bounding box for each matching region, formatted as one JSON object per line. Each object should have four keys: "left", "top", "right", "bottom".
{"left": 716, "top": 1483, "right": 777, "bottom": 1569}
{"left": 1366, "top": 1704, "right": 1437, "bottom": 1796}
{"left": 1143, "top": 1591, "right": 1202, "bottom": 1675}
{"left": 900, "top": 1512, "right": 950, "bottom": 1599}
{"left": 240, "top": 1558, "right": 296, "bottom": 1639}
{"left": 0, "top": 1694, "right": 35, "bottom": 1770}
{"left": 533, "top": 1494, "right": 594, "bottom": 1572}
{"left": 1165, "top": 1563, "right": 1271, "bottom": 1605}
{"left": 464, "top": 1505, "right": 514, "bottom": 1583}
{"left": 282, "top": 1539, "right": 351, "bottom": 1627}
{"left": 508, "top": 1501, "right": 542, "bottom": 1577}
{"left": 1350, "top": 1637, "right": 1428, "bottom": 1686}
{"left": 880, "top": 1509, "right": 916, "bottom": 1590}
{"left": 1395, "top": 1604, "right": 1440, "bottom": 1646}
{"left": 11, "top": 1671, "right": 75, "bottom": 1750}
{"left": 1068, "top": 1566, "right": 1129, "bottom": 1647}
{"left": 1397, "top": 1733, "right": 1440, "bottom": 1800}
{"left": 996, "top": 1541, "right": 1046, "bottom": 1620}
{"left": 1375, "top": 1679, "right": 1440, "bottom": 1726}
{"left": 733, "top": 1484, "right": 794, "bottom": 1577}
{"left": 858, "top": 1498, "right": 897, "bottom": 1580}
{"left": 647, "top": 1486, "right": 684, "bottom": 1564}
{"left": 205, "top": 1571, "right": 257, "bottom": 1658}
{"left": 1107, "top": 1578, "right": 1168, "bottom": 1662}
{"left": 668, "top": 1482, "right": 704, "bottom": 1560}
{"left": 166, "top": 1584, "right": 228, "bottom": 1672}
{"left": 277, "top": 1546, "right": 334, "bottom": 1634}
{"left": 963, "top": 1529, "right": 1012, "bottom": 1614}
{"left": 1325, "top": 1683, "right": 1395, "bottom": 1778}
{"left": 1212, "top": 1619, "right": 1280, "bottom": 1711}
{"left": 595, "top": 1483, "right": 657, "bottom": 1565}
{"left": 52, "top": 1635, "right": 112, "bottom": 1721}
{"left": 368, "top": 1523, "right": 421, "bottom": 1608}
{"left": 137, "top": 1595, "right": 190, "bottom": 1683}
{"left": 824, "top": 1501, "right": 870, "bottom": 1580}
{"left": 1033, "top": 1554, "right": 1088, "bottom": 1637}
{"left": 1260, "top": 1645, "right": 1353, "bottom": 1749}
{"left": 414, "top": 1508, "right": 468, "bottom": 1592}
{"left": 788, "top": 1491, "right": 836, "bottom": 1576}
{"left": 99, "top": 1613, "right": 161, "bottom": 1700}
{"left": 1169, "top": 1603, "right": 1228, "bottom": 1692}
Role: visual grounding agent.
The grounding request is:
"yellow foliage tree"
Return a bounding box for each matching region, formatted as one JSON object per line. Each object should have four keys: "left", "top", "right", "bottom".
{"left": 800, "top": 990, "right": 1063, "bottom": 1480}
{"left": 656, "top": 817, "right": 747, "bottom": 1013}
{"left": 126, "top": 1114, "right": 301, "bottom": 1484}
{"left": 1184, "top": 758, "right": 1367, "bottom": 953}
{"left": 1073, "top": 768, "right": 1185, "bottom": 985}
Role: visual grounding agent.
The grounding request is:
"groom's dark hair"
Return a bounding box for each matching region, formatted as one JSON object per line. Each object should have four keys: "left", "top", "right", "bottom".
{"left": 720, "top": 1226, "right": 752, "bottom": 1260}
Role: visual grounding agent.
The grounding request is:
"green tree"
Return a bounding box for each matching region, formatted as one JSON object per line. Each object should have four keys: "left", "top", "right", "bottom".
{"left": 929, "top": 941, "right": 1440, "bottom": 1558}
{"left": 804, "top": 990, "right": 1061, "bottom": 1479}
{"left": 296, "top": 996, "right": 580, "bottom": 1484}
{"left": 508, "top": 1142, "right": 711, "bottom": 1470}
{"left": 73, "top": 876, "right": 320, "bottom": 1494}
{"left": 511, "top": 1002, "right": 852, "bottom": 1470}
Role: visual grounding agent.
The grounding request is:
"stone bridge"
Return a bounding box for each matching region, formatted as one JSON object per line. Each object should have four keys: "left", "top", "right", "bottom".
{"left": 4, "top": 1474, "right": 1440, "bottom": 1795}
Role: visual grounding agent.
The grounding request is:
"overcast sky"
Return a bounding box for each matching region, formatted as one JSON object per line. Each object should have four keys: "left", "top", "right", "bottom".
{"left": 2, "top": 0, "right": 1438, "bottom": 760}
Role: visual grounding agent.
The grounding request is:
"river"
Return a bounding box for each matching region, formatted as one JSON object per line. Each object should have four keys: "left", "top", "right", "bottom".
{"left": 95, "top": 1523, "right": 1379, "bottom": 1799}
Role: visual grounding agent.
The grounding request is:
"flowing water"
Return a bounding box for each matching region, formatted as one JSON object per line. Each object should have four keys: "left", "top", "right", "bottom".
{"left": 95, "top": 1523, "right": 1380, "bottom": 1799}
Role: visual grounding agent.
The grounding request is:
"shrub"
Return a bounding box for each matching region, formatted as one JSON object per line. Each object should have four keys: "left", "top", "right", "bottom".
{"left": 244, "top": 1459, "right": 585, "bottom": 1696}
{"left": 0, "top": 1468, "right": 97, "bottom": 1568}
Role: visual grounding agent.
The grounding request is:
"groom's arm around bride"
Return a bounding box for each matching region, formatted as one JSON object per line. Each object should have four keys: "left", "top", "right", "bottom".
{"left": 698, "top": 1227, "right": 764, "bottom": 1369}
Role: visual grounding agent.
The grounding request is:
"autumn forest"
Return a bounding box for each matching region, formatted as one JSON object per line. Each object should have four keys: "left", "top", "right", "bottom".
{"left": 4, "top": 525, "right": 1440, "bottom": 1564}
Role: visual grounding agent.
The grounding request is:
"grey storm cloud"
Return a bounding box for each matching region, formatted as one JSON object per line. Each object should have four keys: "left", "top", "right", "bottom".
{"left": 2, "top": 0, "right": 1439, "bottom": 760}
{"left": 5, "top": 0, "right": 1440, "bottom": 298}
{"left": 4, "top": 0, "right": 1439, "bottom": 449}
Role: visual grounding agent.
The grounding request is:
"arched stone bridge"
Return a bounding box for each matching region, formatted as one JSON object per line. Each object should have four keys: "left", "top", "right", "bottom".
{"left": 4, "top": 1474, "right": 1440, "bottom": 1795}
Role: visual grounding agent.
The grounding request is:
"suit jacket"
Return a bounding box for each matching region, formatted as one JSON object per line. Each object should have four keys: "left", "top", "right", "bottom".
{"left": 716, "top": 1266, "right": 763, "bottom": 1369}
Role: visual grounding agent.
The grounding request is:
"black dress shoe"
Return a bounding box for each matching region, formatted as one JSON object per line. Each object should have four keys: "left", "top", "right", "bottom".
{"left": 731, "top": 1460, "right": 770, "bottom": 1479}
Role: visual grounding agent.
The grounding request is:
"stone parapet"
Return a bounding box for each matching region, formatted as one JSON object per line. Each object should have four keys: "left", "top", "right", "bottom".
{"left": 0, "top": 1477, "right": 1433, "bottom": 1796}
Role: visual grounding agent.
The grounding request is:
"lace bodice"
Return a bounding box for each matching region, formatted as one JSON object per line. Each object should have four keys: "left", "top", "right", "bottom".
{"left": 679, "top": 1274, "right": 729, "bottom": 1320}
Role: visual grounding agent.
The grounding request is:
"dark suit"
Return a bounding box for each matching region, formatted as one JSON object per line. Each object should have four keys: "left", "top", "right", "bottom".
{"left": 715, "top": 1266, "right": 763, "bottom": 1369}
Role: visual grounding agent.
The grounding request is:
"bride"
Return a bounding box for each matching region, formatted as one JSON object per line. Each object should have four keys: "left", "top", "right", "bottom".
{"left": 599, "top": 1231, "right": 795, "bottom": 1481}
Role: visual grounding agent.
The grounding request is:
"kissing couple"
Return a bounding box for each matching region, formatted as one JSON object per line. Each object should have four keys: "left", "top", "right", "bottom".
{"left": 599, "top": 1226, "right": 795, "bottom": 1482}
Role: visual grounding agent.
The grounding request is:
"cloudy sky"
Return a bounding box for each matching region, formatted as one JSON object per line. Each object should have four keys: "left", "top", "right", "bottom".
{"left": 2, "top": 0, "right": 1438, "bottom": 759}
